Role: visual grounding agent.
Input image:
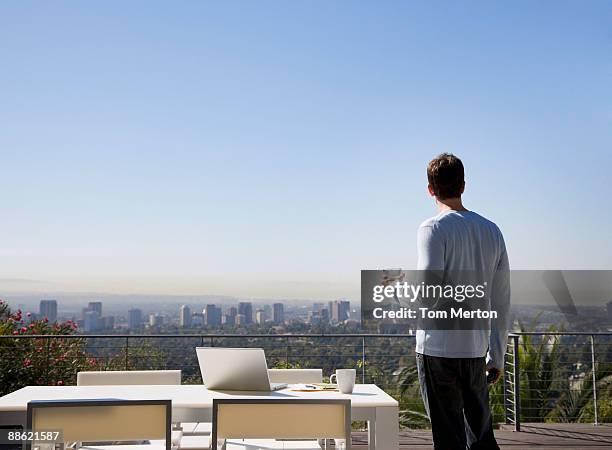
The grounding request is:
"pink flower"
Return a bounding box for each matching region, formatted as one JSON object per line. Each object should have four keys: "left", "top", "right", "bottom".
{"left": 23, "top": 359, "right": 32, "bottom": 367}
{"left": 20, "top": 327, "right": 27, "bottom": 333}
{"left": 12, "top": 330, "right": 18, "bottom": 335}
{"left": 57, "top": 380, "right": 64, "bottom": 386}
{"left": 26, "top": 312, "right": 31, "bottom": 317}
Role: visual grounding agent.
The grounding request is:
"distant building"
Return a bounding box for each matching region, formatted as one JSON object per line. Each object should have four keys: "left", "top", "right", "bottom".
{"left": 235, "top": 314, "right": 246, "bottom": 325}
{"left": 39, "top": 300, "right": 58, "bottom": 323}
{"left": 102, "top": 315, "right": 115, "bottom": 330}
{"left": 128, "top": 308, "right": 143, "bottom": 330}
{"left": 313, "top": 303, "right": 325, "bottom": 313}
{"left": 205, "top": 304, "right": 222, "bottom": 327}
{"left": 87, "top": 302, "right": 103, "bottom": 316}
{"left": 149, "top": 313, "right": 163, "bottom": 327}
{"left": 263, "top": 304, "right": 272, "bottom": 320}
{"left": 255, "top": 309, "right": 265, "bottom": 325}
{"left": 339, "top": 300, "right": 350, "bottom": 321}
{"left": 607, "top": 301, "right": 612, "bottom": 320}
{"left": 238, "top": 302, "right": 253, "bottom": 324}
{"left": 329, "top": 300, "right": 350, "bottom": 323}
{"left": 273, "top": 303, "right": 284, "bottom": 324}
{"left": 192, "top": 312, "right": 204, "bottom": 327}
{"left": 224, "top": 307, "right": 237, "bottom": 326}
{"left": 180, "top": 305, "right": 192, "bottom": 328}
{"left": 83, "top": 310, "right": 101, "bottom": 332}
{"left": 310, "top": 307, "right": 330, "bottom": 325}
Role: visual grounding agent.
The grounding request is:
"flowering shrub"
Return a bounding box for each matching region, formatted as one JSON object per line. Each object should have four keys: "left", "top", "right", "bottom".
{"left": 0, "top": 300, "right": 98, "bottom": 395}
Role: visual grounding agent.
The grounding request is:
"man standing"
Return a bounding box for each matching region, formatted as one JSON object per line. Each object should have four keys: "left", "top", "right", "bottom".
{"left": 416, "top": 153, "right": 510, "bottom": 450}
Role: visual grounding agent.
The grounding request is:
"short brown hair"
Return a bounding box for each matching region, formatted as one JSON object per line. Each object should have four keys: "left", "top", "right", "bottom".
{"left": 427, "top": 153, "right": 465, "bottom": 199}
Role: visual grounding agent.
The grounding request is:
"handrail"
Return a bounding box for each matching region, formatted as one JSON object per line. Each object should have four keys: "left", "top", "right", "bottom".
{"left": 1, "top": 331, "right": 610, "bottom": 339}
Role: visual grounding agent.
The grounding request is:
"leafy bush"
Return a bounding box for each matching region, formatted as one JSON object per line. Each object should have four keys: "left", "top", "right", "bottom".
{"left": 0, "top": 300, "right": 98, "bottom": 395}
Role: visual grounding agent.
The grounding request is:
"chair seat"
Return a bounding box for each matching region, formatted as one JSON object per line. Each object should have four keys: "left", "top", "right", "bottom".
{"left": 178, "top": 435, "right": 212, "bottom": 450}
{"left": 225, "top": 440, "right": 321, "bottom": 450}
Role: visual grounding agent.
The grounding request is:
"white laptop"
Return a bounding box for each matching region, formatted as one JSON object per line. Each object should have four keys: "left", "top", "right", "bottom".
{"left": 196, "top": 347, "right": 288, "bottom": 391}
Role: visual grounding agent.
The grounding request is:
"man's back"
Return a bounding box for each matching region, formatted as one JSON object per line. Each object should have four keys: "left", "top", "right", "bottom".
{"left": 416, "top": 210, "right": 510, "bottom": 366}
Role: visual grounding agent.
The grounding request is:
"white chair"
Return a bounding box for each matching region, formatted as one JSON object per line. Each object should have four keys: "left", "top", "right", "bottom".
{"left": 267, "top": 369, "right": 323, "bottom": 385}
{"left": 211, "top": 399, "right": 351, "bottom": 450}
{"left": 27, "top": 399, "right": 172, "bottom": 450}
{"left": 77, "top": 370, "right": 182, "bottom": 386}
{"left": 76, "top": 370, "right": 207, "bottom": 442}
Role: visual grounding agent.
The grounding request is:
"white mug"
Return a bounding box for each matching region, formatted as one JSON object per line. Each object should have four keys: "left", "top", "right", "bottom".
{"left": 330, "top": 369, "right": 356, "bottom": 394}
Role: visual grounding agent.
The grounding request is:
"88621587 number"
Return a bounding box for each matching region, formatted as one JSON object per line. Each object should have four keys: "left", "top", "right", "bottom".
{"left": 1, "top": 430, "right": 63, "bottom": 443}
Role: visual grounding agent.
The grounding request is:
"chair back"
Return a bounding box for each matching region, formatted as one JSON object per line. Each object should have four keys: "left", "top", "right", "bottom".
{"left": 27, "top": 399, "right": 171, "bottom": 450}
{"left": 267, "top": 369, "right": 323, "bottom": 384}
{"left": 211, "top": 399, "right": 350, "bottom": 450}
{"left": 77, "top": 370, "right": 181, "bottom": 385}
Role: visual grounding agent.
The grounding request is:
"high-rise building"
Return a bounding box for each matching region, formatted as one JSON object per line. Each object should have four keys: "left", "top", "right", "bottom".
{"left": 128, "top": 308, "right": 143, "bottom": 330}
{"left": 339, "top": 300, "right": 350, "bottom": 322}
{"left": 149, "top": 313, "right": 163, "bottom": 327}
{"left": 102, "top": 316, "right": 115, "bottom": 330}
{"left": 205, "top": 304, "right": 222, "bottom": 327}
{"left": 329, "top": 300, "right": 350, "bottom": 323}
{"left": 191, "top": 313, "right": 204, "bottom": 327}
{"left": 39, "top": 300, "right": 58, "bottom": 323}
{"left": 238, "top": 302, "right": 253, "bottom": 324}
{"left": 263, "top": 304, "right": 272, "bottom": 320}
{"left": 607, "top": 301, "right": 612, "bottom": 320}
{"left": 224, "top": 307, "right": 237, "bottom": 326}
{"left": 235, "top": 314, "right": 246, "bottom": 325}
{"left": 83, "top": 310, "right": 101, "bottom": 332}
{"left": 255, "top": 309, "right": 265, "bottom": 325}
{"left": 273, "top": 303, "right": 285, "bottom": 324}
{"left": 87, "top": 302, "right": 103, "bottom": 316}
{"left": 313, "top": 303, "right": 325, "bottom": 313}
{"left": 180, "top": 305, "right": 192, "bottom": 328}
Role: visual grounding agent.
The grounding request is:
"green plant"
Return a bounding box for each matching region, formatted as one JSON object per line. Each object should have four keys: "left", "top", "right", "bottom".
{"left": 517, "top": 320, "right": 562, "bottom": 422}
{"left": 0, "top": 300, "right": 97, "bottom": 395}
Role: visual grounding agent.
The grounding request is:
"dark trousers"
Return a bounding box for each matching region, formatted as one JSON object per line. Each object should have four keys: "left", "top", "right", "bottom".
{"left": 416, "top": 353, "right": 500, "bottom": 450}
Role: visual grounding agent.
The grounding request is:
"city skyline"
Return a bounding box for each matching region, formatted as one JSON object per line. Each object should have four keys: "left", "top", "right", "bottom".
{"left": 1, "top": 2, "right": 611, "bottom": 298}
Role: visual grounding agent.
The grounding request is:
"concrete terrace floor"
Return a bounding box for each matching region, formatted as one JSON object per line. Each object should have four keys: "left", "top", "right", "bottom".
{"left": 351, "top": 423, "right": 612, "bottom": 449}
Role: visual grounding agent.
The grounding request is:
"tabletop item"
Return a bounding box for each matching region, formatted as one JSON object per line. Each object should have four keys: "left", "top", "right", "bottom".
{"left": 330, "top": 369, "right": 356, "bottom": 394}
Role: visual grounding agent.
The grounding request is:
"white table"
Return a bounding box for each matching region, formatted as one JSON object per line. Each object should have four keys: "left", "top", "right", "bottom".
{"left": 0, "top": 384, "right": 398, "bottom": 450}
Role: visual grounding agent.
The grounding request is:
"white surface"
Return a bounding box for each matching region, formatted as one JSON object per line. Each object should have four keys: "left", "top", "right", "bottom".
{"left": 0, "top": 384, "right": 396, "bottom": 412}
{"left": 225, "top": 440, "right": 321, "bottom": 450}
{"left": 177, "top": 435, "right": 212, "bottom": 449}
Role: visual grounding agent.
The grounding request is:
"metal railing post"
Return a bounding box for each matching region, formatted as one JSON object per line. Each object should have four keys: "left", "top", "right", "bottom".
{"left": 503, "top": 347, "right": 510, "bottom": 425}
{"left": 124, "top": 336, "right": 129, "bottom": 370}
{"left": 285, "top": 336, "right": 289, "bottom": 366}
{"left": 512, "top": 335, "right": 521, "bottom": 432}
{"left": 590, "top": 334, "right": 598, "bottom": 426}
{"left": 46, "top": 338, "right": 51, "bottom": 384}
{"left": 361, "top": 336, "right": 366, "bottom": 384}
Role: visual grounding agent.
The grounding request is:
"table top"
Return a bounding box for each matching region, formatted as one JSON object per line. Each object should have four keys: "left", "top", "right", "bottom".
{"left": 0, "top": 384, "right": 398, "bottom": 412}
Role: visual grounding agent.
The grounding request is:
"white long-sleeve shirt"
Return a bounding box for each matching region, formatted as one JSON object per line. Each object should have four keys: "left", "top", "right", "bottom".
{"left": 416, "top": 210, "right": 511, "bottom": 368}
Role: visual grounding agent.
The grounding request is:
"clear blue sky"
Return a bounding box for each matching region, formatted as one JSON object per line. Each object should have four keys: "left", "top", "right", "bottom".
{"left": 1, "top": 1, "right": 610, "bottom": 299}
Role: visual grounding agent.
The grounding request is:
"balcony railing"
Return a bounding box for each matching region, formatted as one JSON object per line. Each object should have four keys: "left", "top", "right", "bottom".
{"left": 1, "top": 332, "right": 610, "bottom": 431}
